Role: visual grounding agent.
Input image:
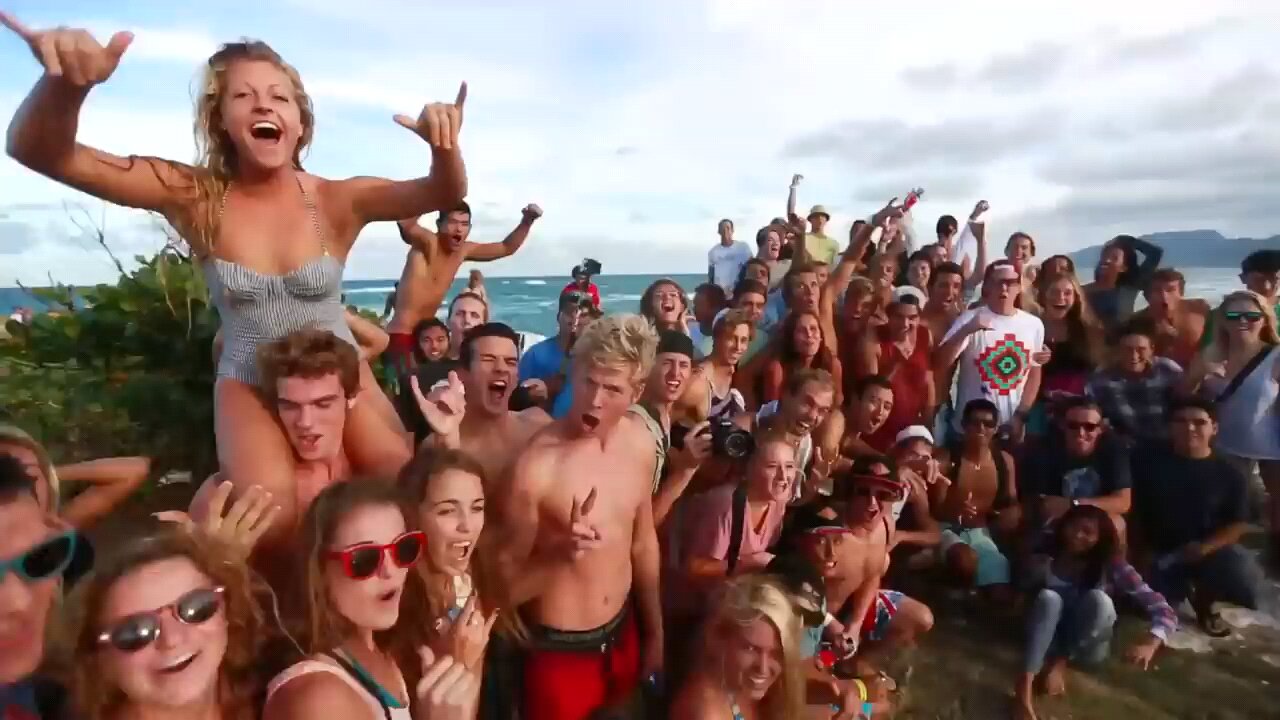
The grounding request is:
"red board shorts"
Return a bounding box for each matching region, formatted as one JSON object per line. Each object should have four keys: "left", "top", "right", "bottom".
{"left": 385, "top": 332, "right": 417, "bottom": 394}
{"left": 522, "top": 604, "right": 642, "bottom": 720}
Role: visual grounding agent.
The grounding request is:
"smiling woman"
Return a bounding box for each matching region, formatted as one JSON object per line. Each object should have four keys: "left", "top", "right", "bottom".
{"left": 1, "top": 13, "right": 468, "bottom": 563}
{"left": 72, "top": 527, "right": 266, "bottom": 720}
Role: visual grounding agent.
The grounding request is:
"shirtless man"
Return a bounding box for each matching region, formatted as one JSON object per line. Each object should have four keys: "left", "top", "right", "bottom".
{"left": 922, "top": 261, "right": 965, "bottom": 344}
{"left": 504, "top": 314, "right": 663, "bottom": 720}
{"left": 385, "top": 201, "right": 541, "bottom": 376}
{"left": 931, "top": 399, "right": 1018, "bottom": 599}
{"left": 447, "top": 322, "right": 552, "bottom": 490}
{"left": 190, "top": 328, "right": 361, "bottom": 554}
{"left": 803, "top": 456, "right": 934, "bottom": 677}
{"left": 839, "top": 376, "right": 894, "bottom": 459}
{"left": 1132, "top": 268, "right": 1210, "bottom": 369}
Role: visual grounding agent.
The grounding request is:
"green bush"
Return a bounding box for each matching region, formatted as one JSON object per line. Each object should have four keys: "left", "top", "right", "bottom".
{"left": 0, "top": 249, "right": 218, "bottom": 478}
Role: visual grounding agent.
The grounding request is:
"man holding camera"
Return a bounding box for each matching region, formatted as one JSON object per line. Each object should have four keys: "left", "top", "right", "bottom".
{"left": 563, "top": 258, "right": 602, "bottom": 310}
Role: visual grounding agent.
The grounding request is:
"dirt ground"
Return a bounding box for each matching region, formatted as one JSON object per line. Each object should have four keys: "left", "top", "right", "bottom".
{"left": 89, "top": 483, "right": 1280, "bottom": 720}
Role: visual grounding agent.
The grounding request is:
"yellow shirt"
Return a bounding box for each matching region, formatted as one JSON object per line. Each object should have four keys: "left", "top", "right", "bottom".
{"left": 804, "top": 232, "right": 839, "bottom": 265}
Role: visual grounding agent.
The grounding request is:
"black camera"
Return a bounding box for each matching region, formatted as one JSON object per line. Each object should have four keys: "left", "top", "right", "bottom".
{"left": 581, "top": 257, "right": 602, "bottom": 276}
{"left": 670, "top": 419, "right": 755, "bottom": 460}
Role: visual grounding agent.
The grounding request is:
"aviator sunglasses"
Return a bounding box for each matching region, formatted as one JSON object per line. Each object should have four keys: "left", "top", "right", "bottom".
{"left": 326, "top": 531, "right": 425, "bottom": 580}
{"left": 0, "top": 530, "right": 77, "bottom": 583}
{"left": 97, "top": 586, "right": 225, "bottom": 653}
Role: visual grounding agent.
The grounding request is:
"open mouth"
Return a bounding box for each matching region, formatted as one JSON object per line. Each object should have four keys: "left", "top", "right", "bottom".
{"left": 581, "top": 413, "right": 601, "bottom": 431}
{"left": 249, "top": 120, "right": 282, "bottom": 142}
{"left": 488, "top": 380, "right": 510, "bottom": 403}
{"left": 450, "top": 541, "right": 474, "bottom": 561}
{"left": 158, "top": 651, "right": 199, "bottom": 675}
{"left": 665, "top": 380, "right": 682, "bottom": 394}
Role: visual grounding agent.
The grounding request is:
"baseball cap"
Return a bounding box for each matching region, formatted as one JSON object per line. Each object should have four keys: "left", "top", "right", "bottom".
{"left": 894, "top": 425, "right": 934, "bottom": 447}
{"left": 892, "top": 285, "right": 927, "bottom": 308}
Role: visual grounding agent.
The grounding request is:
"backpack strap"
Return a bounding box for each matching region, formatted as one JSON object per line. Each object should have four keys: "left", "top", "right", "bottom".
{"left": 1215, "top": 346, "right": 1275, "bottom": 405}
{"left": 725, "top": 484, "right": 749, "bottom": 576}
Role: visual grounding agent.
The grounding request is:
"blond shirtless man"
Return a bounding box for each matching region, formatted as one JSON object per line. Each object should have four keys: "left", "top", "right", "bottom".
{"left": 385, "top": 201, "right": 541, "bottom": 377}
{"left": 504, "top": 313, "right": 663, "bottom": 720}
{"left": 805, "top": 456, "right": 934, "bottom": 678}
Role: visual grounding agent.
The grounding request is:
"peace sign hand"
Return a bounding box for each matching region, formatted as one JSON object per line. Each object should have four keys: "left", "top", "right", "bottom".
{"left": 0, "top": 13, "right": 133, "bottom": 87}
{"left": 395, "top": 82, "right": 467, "bottom": 150}
{"left": 565, "top": 488, "right": 604, "bottom": 560}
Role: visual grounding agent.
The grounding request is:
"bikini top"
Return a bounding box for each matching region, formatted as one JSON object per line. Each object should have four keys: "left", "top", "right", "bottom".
{"left": 202, "top": 176, "right": 355, "bottom": 387}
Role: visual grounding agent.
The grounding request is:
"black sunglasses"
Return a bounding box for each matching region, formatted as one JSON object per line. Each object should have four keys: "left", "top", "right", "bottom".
{"left": 0, "top": 531, "right": 77, "bottom": 583}
{"left": 1224, "top": 310, "right": 1263, "bottom": 323}
{"left": 852, "top": 486, "right": 898, "bottom": 503}
{"left": 966, "top": 417, "right": 998, "bottom": 429}
{"left": 97, "top": 587, "right": 226, "bottom": 653}
{"left": 1066, "top": 420, "right": 1101, "bottom": 434}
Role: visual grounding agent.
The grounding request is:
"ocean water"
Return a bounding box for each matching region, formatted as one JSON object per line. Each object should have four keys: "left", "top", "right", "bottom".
{"left": 0, "top": 268, "right": 1252, "bottom": 338}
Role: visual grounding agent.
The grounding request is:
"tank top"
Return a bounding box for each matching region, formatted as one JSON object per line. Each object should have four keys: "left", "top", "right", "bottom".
{"left": 267, "top": 654, "right": 411, "bottom": 720}
{"left": 203, "top": 176, "right": 355, "bottom": 387}
{"left": 1207, "top": 346, "right": 1280, "bottom": 460}
{"left": 864, "top": 325, "right": 932, "bottom": 452}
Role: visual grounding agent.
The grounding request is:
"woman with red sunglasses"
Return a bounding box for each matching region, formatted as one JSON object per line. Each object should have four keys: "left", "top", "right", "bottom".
{"left": 72, "top": 526, "right": 265, "bottom": 720}
{"left": 265, "top": 480, "right": 477, "bottom": 720}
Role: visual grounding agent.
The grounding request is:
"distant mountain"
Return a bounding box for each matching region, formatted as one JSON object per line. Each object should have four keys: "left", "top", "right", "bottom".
{"left": 1067, "top": 230, "right": 1277, "bottom": 269}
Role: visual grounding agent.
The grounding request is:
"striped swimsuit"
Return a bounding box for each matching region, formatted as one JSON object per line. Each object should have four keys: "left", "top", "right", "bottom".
{"left": 203, "top": 178, "right": 355, "bottom": 387}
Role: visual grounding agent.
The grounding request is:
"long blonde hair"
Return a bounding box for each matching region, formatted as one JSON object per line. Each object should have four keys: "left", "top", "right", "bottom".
{"left": 0, "top": 425, "right": 59, "bottom": 511}
{"left": 191, "top": 40, "right": 315, "bottom": 254}
{"left": 1204, "top": 290, "right": 1280, "bottom": 364}
{"left": 710, "top": 575, "right": 805, "bottom": 720}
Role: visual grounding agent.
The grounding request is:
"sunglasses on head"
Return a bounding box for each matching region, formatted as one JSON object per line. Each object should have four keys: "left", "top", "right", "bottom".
{"left": 97, "top": 587, "right": 225, "bottom": 653}
{"left": 326, "top": 531, "right": 425, "bottom": 580}
{"left": 0, "top": 530, "right": 76, "bottom": 583}
{"left": 851, "top": 485, "right": 899, "bottom": 504}
{"left": 1224, "top": 310, "right": 1263, "bottom": 323}
{"left": 1066, "top": 420, "right": 1101, "bottom": 433}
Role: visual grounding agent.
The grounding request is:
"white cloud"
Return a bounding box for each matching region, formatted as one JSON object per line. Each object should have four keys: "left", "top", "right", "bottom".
{"left": 1, "top": 0, "right": 1278, "bottom": 285}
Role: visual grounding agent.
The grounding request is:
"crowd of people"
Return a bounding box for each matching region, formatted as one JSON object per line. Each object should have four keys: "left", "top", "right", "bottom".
{"left": 2, "top": 15, "right": 1280, "bottom": 720}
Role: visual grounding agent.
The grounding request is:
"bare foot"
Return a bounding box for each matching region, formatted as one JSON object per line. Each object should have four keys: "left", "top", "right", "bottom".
{"left": 1012, "top": 698, "right": 1039, "bottom": 720}
{"left": 1041, "top": 659, "right": 1067, "bottom": 697}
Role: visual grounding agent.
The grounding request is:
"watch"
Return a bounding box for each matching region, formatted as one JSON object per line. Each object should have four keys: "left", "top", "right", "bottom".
{"left": 1071, "top": 499, "right": 1080, "bottom": 507}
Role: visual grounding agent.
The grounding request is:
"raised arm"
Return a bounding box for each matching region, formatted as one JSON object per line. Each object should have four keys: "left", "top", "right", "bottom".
{"left": 787, "top": 173, "right": 802, "bottom": 219}
{"left": 344, "top": 308, "right": 390, "bottom": 360}
{"left": 4, "top": 19, "right": 197, "bottom": 227}
{"left": 335, "top": 83, "right": 468, "bottom": 227}
{"left": 1124, "top": 236, "right": 1164, "bottom": 289}
{"left": 57, "top": 456, "right": 150, "bottom": 529}
{"left": 962, "top": 202, "right": 990, "bottom": 293}
{"left": 464, "top": 204, "right": 541, "bottom": 262}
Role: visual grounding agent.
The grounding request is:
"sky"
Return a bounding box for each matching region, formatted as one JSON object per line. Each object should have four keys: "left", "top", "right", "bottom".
{"left": 1, "top": 0, "right": 1278, "bottom": 284}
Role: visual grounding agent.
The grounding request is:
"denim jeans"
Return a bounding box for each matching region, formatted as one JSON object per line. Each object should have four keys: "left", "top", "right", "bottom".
{"left": 1022, "top": 588, "right": 1116, "bottom": 674}
{"left": 1148, "top": 544, "right": 1262, "bottom": 610}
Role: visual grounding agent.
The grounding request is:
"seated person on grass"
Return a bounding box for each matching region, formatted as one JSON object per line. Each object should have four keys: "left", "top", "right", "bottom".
{"left": 1013, "top": 504, "right": 1176, "bottom": 720}
{"left": 1131, "top": 398, "right": 1266, "bottom": 637}
{"left": 931, "top": 400, "right": 1019, "bottom": 599}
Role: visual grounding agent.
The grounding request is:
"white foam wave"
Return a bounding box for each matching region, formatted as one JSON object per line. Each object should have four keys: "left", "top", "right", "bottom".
{"left": 523, "top": 279, "right": 548, "bottom": 286}
{"left": 346, "top": 286, "right": 397, "bottom": 295}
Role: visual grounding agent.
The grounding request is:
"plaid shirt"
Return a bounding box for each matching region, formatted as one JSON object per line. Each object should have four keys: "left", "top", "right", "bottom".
{"left": 1086, "top": 358, "right": 1183, "bottom": 441}
{"left": 1108, "top": 560, "right": 1179, "bottom": 642}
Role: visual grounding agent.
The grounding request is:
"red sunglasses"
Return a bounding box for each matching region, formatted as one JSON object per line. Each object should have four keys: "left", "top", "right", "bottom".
{"left": 326, "top": 531, "right": 425, "bottom": 580}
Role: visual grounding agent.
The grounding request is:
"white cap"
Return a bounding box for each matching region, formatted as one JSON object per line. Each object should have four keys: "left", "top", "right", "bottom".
{"left": 892, "top": 285, "right": 927, "bottom": 307}
{"left": 894, "top": 425, "right": 934, "bottom": 447}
